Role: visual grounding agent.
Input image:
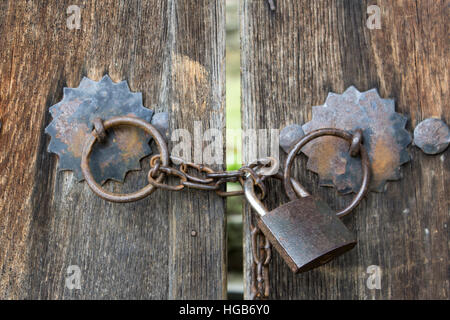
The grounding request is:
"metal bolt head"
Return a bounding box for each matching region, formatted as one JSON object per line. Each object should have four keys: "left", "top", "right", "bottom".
{"left": 280, "top": 124, "right": 305, "bottom": 154}
{"left": 191, "top": 230, "right": 197, "bottom": 237}
{"left": 414, "top": 118, "right": 450, "bottom": 155}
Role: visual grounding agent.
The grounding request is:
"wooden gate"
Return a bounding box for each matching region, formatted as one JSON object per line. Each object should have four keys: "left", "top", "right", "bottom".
{"left": 0, "top": 0, "right": 226, "bottom": 299}
{"left": 241, "top": 0, "right": 448, "bottom": 299}
{"left": 0, "top": 0, "right": 448, "bottom": 300}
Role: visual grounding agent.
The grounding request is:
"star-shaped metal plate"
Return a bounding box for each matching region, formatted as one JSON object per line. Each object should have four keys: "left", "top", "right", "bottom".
{"left": 301, "top": 86, "right": 412, "bottom": 193}
{"left": 45, "top": 75, "right": 155, "bottom": 184}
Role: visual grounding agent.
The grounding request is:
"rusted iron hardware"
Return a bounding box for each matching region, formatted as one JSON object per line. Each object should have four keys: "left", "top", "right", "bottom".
{"left": 245, "top": 129, "right": 369, "bottom": 275}
{"left": 46, "top": 79, "right": 376, "bottom": 299}
{"left": 413, "top": 118, "right": 450, "bottom": 155}
{"left": 81, "top": 118, "right": 279, "bottom": 202}
{"left": 80, "top": 117, "right": 277, "bottom": 299}
{"left": 247, "top": 129, "right": 368, "bottom": 299}
{"left": 281, "top": 86, "right": 412, "bottom": 194}
{"left": 45, "top": 75, "right": 168, "bottom": 184}
{"left": 76, "top": 115, "right": 370, "bottom": 299}
{"left": 250, "top": 221, "right": 271, "bottom": 300}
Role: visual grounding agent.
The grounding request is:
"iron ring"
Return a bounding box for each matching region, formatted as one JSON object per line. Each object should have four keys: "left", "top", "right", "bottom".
{"left": 81, "top": 116, "right": 169, "bottom": 203}
{"left": 284, "top": 128, "right": 370, "bottom": 218}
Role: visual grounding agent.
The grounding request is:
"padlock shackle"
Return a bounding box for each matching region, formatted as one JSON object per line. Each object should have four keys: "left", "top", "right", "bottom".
{"left": 244, "top": 178, "right": 269, "bottom": 217}
{"left": 244, "top": 176, "right": 311, "bottom": 217}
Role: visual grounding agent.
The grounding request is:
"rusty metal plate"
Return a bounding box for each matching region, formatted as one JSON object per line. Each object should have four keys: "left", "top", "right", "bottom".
{"left": 301, "top": 86, "right": 411, "bottom": 193}
{"left": 46, "top": 75, "right": 156, "bottom": 184}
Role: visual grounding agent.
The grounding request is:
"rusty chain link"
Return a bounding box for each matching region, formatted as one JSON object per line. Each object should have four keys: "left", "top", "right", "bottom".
{"left": 147, "top": 154, "right": 275, "bottom": 200}
{"left": 148, "top": 154, "right": 275, "bottom": 299}
{"left": 250, "top": 220, "right": 272, "bottom": 300}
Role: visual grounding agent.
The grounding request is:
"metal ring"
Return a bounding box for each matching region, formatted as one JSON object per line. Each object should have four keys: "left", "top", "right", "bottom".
{"left": 81, "top": 116, "right": 169, "bottom": 203}
{"left": 284, "top": 128, "right": 370, "bottom": 218}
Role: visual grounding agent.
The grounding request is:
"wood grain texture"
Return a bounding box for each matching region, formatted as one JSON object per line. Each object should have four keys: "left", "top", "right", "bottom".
{"left": 0, "top": 0, "right": 225, "bottom": 299}
{"left": 166, "top": 0, "right": 226, "bottom": 300}
{"left": 241, "top": 0, "right": 448, "bottom": 299}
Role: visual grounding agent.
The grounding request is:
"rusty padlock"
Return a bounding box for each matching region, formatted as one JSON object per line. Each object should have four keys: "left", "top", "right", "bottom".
{"left": 244, "top": 128, "right": 370, "bottom": 273}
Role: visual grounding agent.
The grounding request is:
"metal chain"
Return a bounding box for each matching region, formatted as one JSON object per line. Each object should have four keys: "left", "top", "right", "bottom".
{"left": 249, "top": 219, "right": 272, "bottom": 300}
{"left": 148, "top": 155, "right": 275, "bottom": 199}
{"left": 148, "top": 154, "right": 276, "bottom": 299}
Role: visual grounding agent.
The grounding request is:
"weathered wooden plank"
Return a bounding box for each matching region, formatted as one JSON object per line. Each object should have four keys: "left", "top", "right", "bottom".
{"left": 165, "top": 0, "right": 226, "bottom": 299}
{"left": 241, "top": 0, "right": 448, "bottom": 299}
{"left": 0, "top": 0, "right": 225, "bottom": 299}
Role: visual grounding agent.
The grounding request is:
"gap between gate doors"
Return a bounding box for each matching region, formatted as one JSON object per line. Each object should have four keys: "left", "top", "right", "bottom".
{"left": 225, "top": 0, "right": 244, "bottom": 300}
